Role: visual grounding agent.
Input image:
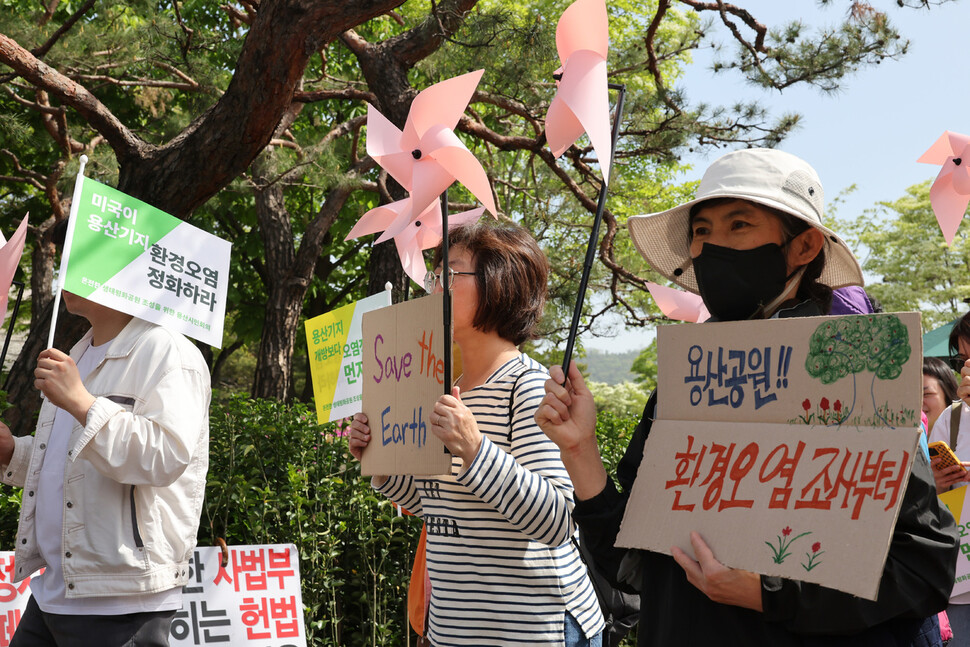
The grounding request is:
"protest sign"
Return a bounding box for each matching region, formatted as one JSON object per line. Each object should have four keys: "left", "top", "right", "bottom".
{"left": 0, "top": 544, "right": 306, "bottom": 647}
{"left": 61, "top": 175, "right": 230, "bottom": 347}
{"left": 655, "top": 313, "right": 921, "bottom": 428}
{"left": 617, "top": 313, "right": 923, "bottom": 600}
{"left": 360, "top": 293, "right": 452, "bottom": 476}
{"left": 0, "top": 552, "right": 32, "bottom": 645}
{"left": 305, "top": 290, "right": 392, "bottom": 423}
{"left": 615, "top": 419, "right": 919, "bottom": 600}
{"left": 940, "top": 485, "right": 970, "bottom": 597}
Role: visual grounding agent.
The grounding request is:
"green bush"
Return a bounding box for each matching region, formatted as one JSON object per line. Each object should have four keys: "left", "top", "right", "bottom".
{"left": 203, "top": 394, "right": 420, "bottom": 647}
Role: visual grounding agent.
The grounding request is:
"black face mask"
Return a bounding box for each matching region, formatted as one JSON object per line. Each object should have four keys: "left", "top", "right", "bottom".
{"left": 693, "top": 242, "right": 789, "bottom": 321}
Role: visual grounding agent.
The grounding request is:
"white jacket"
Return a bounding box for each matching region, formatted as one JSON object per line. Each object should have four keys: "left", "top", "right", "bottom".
{"left": 1, "top": 318, "right": 210, "bottom": 597}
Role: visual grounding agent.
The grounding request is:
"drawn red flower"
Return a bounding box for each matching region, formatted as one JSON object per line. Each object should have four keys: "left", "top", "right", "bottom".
{"left": 783, "top": 526, "right": 792, "bottom": 537}
{"left": 802, "top": 399, "right": 810, "bottom": 411}
{"left": 820, "top": 397, "right": 830, "bottom": 411}
{"left": 812, "top": 542, "right": 821, "bottom": 553}
{"left": 834, "top": 400, "right": 842, "bottom": 413}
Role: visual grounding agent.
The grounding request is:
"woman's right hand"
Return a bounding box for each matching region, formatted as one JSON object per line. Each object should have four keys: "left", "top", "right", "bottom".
{"left": 348, "top": 412, "right": 372, "bottom": 461}
{"left": 348, "top": 413, "right": 389, "bottom": 486}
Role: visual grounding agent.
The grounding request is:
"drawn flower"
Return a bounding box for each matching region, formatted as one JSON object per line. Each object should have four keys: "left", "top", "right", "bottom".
{"left": 766, "top": 526, "right": 811, "bottom": 564}
{"left": 834, "top": 400, "right": 842, "bottom": 413}
{"left": 803, "top": 541, "right": 825, "bottom": 571}
{"left": 802, "top": 399, "right": 811, "bottom": 412}
{"left": 820, "top": 397, "right": 830, "bottom": 411}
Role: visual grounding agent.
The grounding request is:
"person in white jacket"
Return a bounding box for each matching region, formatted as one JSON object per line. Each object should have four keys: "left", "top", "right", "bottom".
{"left": 0, "top": 289, "right": 210, "bottom": 647}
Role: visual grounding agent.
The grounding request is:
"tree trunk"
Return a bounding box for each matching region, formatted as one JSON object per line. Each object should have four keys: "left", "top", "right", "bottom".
{"left": 251, "top": 165, "right": 301, "bottom": 401}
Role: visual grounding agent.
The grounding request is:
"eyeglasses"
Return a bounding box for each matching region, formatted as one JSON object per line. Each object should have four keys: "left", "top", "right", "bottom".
{"left": 424, "top": 268, "right": 476, "bottom": 293}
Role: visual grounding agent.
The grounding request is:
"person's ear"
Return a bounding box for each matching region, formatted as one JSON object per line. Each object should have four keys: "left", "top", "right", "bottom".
{"left": 786, "top": 228, "right": 824, "bottom": 272}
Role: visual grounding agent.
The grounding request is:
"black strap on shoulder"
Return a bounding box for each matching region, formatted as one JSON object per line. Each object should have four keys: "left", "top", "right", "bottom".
{"left": 951, "top": 401, "right": 962, "bottom": 451}
{"left": 507, "top": 366, "right": 542, "bottom": 437}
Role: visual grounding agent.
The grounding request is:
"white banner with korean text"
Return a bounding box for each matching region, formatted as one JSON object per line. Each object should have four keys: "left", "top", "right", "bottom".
{"left": 0, "top": 544, "right": 306, "bottom": 646}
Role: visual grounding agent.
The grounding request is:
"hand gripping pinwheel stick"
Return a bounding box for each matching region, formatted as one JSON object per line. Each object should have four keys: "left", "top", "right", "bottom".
{"left": 560, "top": 84, "right": 625, "bottom": 379}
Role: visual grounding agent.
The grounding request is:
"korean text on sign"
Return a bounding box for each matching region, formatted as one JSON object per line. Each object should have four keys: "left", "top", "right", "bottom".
{"left": 664, "top": 435, "right": 909, "bottom": 520}
{"left": 172, "top": 544, "right": 306, "bottom": 647}
{"left": 148, "top": 244, "right": 220, "bottom": 313}
{"left": 683, "top": 344, "right": 794, "bottom": 410}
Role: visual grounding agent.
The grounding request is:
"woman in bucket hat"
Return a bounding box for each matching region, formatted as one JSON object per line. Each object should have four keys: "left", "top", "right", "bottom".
{"left": 537, "top": 148, "right": 958, "bottom": 646}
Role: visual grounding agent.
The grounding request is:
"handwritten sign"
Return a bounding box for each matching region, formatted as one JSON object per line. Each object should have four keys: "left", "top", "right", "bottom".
{"left": 940, "top": 485, "right": 970, "bottom": 597}
{"left": 305, "top": 290, "right": 391, "bottom": 423}
{"left": 656, "top": 313, "right": 921, "bottom": 429}
{"left": 360, "top": 293, "right": 452, "bottom": 475}
{"left": 0, "top": 544, "right": 305, "bottom": 646}
{"left": 616, "top": 419, "right": 919, "bottom": 600}
{"left": 621, "top": 313, "right": 924, "bottom": 599}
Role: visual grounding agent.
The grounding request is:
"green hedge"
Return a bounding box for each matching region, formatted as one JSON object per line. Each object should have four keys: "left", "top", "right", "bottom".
{"left": 0, "top": 394, "right": 642, "bottom": 646}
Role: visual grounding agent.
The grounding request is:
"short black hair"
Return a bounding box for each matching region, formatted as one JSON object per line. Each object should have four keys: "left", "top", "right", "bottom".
{"left": 923, "top": 356, "right": 958, "bottom": 404}
{"left": 948, "top": 310, "right": 970, "bottom": 358}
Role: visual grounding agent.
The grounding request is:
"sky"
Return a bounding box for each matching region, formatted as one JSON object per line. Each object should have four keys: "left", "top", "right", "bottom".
{"left": 581, "top": 0, "right": 970, "bottom": 353}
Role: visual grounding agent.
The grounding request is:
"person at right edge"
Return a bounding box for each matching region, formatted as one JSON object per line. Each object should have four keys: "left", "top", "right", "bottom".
{"left": 928, "top": 310, "right": 970, "bottom": 646}
{"left": 536, "top": 148, "right": 959, "bottom": 646}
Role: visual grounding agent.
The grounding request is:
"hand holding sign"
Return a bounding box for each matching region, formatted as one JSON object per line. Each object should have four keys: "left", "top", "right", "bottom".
{"left": 671, "top": 532, "right": 763, "bottom": 612}
{"left": 431, "top": 386, "right": 482, "bottom": 467}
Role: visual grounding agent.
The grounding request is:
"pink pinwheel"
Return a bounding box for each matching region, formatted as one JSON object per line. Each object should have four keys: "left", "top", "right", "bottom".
{"left": 346, "top": 198, "right": 483, "bottom": 285}
{"left": 545, "top": 0, "right": 611, "bottom": 183}
{"left": 646, "top": 282, "right": 710, "bottom": 323}
{"left": 918, "top": 130, "right": 970, "bottom": 245}
{"left": 0, "top": 215, "right": 27, "bottom": 324}
{"left": 362, "top": 69, "right": 496, "bottom": 244}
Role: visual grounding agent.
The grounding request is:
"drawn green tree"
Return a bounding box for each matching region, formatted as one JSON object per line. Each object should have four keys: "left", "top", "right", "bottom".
{"left": 804, "top": 315, "right": 910, "bottom": 425}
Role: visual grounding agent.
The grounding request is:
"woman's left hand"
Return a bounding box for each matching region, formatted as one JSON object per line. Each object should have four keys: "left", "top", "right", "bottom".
{"left": 671, "top": 531, "right": 763, "bottom": 612}
{"left": 432, "top": 387, "right": 482, "bottom": 466}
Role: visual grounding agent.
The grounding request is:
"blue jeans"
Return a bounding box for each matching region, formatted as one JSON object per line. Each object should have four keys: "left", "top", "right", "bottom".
{"left": 565, "top": 611, "right": 603, "bottom": 647}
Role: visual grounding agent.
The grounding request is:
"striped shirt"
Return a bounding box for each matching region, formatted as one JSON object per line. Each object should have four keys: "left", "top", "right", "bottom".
{"left": 377, "top": 354, "right": 605, "bottom": 646}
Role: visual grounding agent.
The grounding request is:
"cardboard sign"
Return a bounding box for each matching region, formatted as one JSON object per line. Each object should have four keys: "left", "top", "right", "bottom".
{"left": 305, "top": 290, "right": 391, "bottom": 423}
{"left": 939, "top": 485, "right": 970, "bottom": 597}
{"left": 0, "top": 544, "right": 306, "bottom": 646}
{"left": 62, "top": 176, "right": 231, "bottom": 347}
{"left": 616, "top": 419, "right": 919, "bottom": 600}
{"left": 619, "top": 313, "right": 924, "bottom": 599}
{"left": 656, "top": 313, "right": 922, "bottom": 429}
{"left": 360, "top": 293, "right": 452, "bottom": 476}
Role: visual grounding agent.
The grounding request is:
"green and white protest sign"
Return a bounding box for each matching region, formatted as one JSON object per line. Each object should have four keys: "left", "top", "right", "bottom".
{"left": 305, "top": 289, "right": 391, "bottom": 423}
{"left": 61, "top": 172, "right": 230, "bottom": 347}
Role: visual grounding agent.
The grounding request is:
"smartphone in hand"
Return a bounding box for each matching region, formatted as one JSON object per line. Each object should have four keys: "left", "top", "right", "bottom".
{"left": 928, "top": 441, "right": 967, "bottom": 473}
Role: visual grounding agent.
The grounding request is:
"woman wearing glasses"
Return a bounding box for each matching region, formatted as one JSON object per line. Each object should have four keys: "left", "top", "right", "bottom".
{"left": 348, "top": 222, "right": 605, "bottom": 647}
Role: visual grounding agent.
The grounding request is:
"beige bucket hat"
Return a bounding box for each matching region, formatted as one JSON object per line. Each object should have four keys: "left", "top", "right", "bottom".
{"left": 627, "top": 148, "right": 864, "bottom": 294}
